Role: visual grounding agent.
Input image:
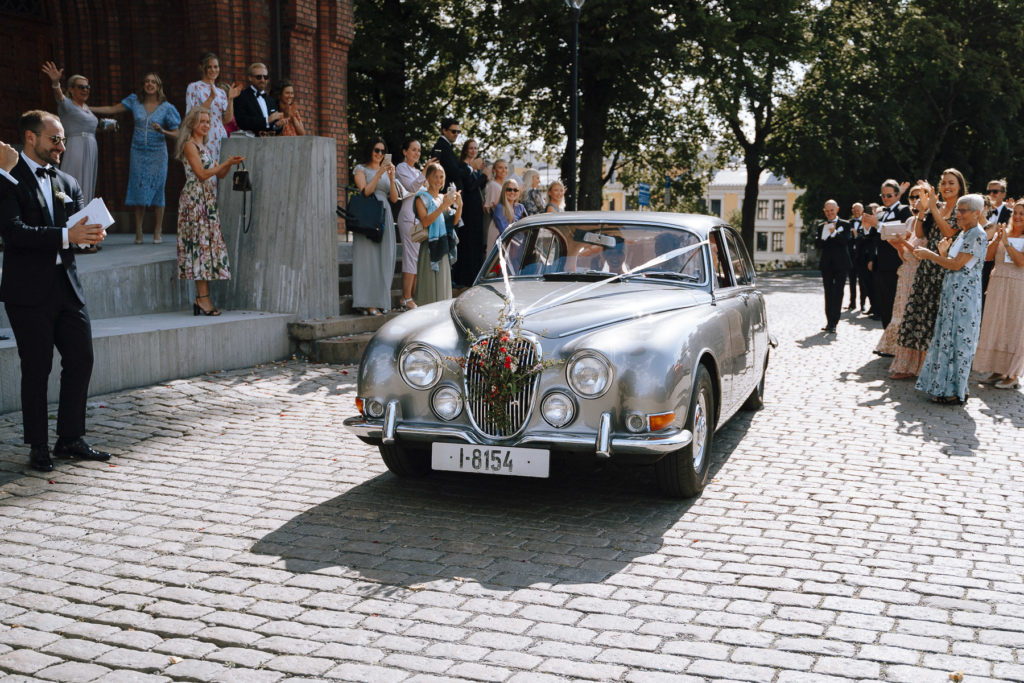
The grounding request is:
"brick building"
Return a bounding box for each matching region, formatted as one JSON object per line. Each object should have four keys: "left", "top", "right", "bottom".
{"left": 0, "top": 0, "right": 354, "bottom": 232}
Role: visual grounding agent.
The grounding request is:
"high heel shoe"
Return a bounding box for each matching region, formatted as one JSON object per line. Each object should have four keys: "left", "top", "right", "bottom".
{"left": 193, "top": 295, "right": 221, "bottom": 316}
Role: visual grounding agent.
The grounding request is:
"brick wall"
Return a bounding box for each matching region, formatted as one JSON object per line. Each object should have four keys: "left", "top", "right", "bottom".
{"left": 0, "top": 0, "right": 353, "bottom": 232}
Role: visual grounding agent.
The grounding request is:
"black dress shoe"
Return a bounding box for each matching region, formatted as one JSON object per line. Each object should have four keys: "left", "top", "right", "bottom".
{"left": 29, "top": 445, "right": 54, "bottom": 472}
{"left": 54, "top": 438, "right": 111, "bottom": 462}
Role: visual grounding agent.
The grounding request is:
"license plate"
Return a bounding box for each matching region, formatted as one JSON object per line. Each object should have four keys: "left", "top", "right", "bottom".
{"left": 431, "top": 443, "right": 550, "bottom": 478}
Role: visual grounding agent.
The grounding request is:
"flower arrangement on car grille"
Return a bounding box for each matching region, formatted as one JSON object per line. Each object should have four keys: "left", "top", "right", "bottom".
{"left": 448, "top": 300, "right": 559, "bottom": 435}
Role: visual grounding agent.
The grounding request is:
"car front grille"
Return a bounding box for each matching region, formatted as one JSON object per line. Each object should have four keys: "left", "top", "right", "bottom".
{"left": 465, "top": 336, "right": 538, "bottom": 438}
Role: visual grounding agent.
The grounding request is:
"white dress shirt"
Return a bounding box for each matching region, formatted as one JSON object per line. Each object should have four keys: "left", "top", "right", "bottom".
{"left": 19, "top": 153, "right": 70, "bottom": 259}
{"left": 251, "top": 85, "right": 270, "bottom": 122}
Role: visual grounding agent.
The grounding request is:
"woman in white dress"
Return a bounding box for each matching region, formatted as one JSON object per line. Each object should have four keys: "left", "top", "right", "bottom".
{"left": 185, "top": 53, "right": 241, "bottom": 165}
{"left": 395, "top": 138, "right": 427, "bottom": 309}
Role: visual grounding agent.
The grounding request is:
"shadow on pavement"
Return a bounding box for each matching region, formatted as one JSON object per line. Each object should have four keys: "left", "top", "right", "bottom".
{"left": 250, "top": 414, "right": 752, "bottom": 592}
{"left": 839, "top": 356, "right": 982, "bottom": 456}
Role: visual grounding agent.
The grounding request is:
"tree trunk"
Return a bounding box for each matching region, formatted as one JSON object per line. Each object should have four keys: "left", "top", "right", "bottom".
{"left": 578, "top": 105, "right": 608, "bottom": 210}
{"left": 740, "top": 150, "right": 762, "bottom": 258}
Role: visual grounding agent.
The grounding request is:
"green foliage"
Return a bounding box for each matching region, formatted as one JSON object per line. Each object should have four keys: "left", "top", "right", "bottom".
{"left": 771, "top": 0, "right": 1024, "bottom": 232}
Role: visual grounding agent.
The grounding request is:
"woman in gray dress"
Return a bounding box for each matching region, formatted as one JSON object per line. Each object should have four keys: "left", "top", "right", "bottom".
{"left": 42, "top": 61, "right": 109, "bottom": 204}
{"left": 352, "top": 137, "right": 398, "bottom": 315}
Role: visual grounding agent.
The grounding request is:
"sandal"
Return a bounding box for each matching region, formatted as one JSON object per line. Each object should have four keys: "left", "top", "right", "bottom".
{"left": 399, "top": 298, "right": 418, "bottom": 310}
{"left": 930, "top": 395, "right": 962, "bottom": 405}
{"left": 193, "top": 295, "right": 221, "bottom": 317}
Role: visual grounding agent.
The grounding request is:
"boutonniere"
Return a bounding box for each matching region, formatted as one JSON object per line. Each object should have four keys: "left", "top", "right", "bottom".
{"left": 55, "top": 190, "right": 70, "bottom": 203}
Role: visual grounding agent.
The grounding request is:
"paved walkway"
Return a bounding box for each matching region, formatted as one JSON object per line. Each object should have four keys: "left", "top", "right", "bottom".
{"left": 0, "top": 274, "right": 1022, "bottom": 682}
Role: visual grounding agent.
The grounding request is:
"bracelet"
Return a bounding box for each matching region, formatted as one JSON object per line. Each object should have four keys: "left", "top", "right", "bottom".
{"left": 51, "top": 84, "right": 61, "bottom": 89}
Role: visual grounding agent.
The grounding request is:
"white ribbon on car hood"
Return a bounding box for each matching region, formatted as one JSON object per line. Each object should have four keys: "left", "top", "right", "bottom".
{"left": 495, "top": 239, "right": 708, "bottom": 323}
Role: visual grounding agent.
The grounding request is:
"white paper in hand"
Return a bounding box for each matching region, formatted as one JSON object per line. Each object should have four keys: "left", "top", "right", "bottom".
{"left": 67, "top": 197, "right": 114, "bottom": 230}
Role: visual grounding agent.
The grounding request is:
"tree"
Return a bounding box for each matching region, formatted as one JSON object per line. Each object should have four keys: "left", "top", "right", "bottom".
{"left": 680, "top": 0, "right": 815, "bottom": 256}
{"left": 348, "top": 1, "right": 495, "bottom": 167}
{"left": 771, "top": 0, "right": 1024, "bottom": 231}
{"left": 481, "top": 0, "right": 706, "bottom": 210}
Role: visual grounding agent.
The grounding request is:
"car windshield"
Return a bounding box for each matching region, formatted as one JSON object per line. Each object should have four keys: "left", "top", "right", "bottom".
{"left": 478, "top": 222, "right": 708, "bottom": 285}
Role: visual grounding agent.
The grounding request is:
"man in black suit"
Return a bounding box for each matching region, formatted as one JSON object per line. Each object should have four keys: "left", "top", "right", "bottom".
{"left": 848, "top": 202, "right": 874, "bottom": 312}
{"left": 234, "top": 63, "right": 283, "bottom": 136}
{"left": 863, "top": 179, "right": 912, "bottom": 331}
{"left": 0, "top": 111, "right": 111, "bottom": 472}
{"left": 982, "top": 179, "right": 1011, "bottom": 304}
{"left": 430, "top": 117, "right": 463, "bottom": 192}
{"left": 815, "top": 199, "right": 852, "bottom": 335}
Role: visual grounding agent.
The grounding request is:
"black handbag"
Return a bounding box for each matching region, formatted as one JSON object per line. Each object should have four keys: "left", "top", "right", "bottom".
{"left": 339, "top": 192, "right": 385, "bottom": 243}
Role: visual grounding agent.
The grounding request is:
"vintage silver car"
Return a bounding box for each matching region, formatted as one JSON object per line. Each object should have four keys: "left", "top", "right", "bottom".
{"left": 344, "top": 211, "right": 775, "bottom": 497}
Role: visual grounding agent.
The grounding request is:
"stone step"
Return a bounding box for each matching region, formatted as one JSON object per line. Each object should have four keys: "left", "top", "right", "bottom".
{"left": 0, "top": 235, "right": 190, "bottom": 328}
{"left": 338, "top": 291, "right": 403, "bottom": 315}
{"left": 0, "top": 310, "right": 293, "bottom": 414}
{"left": 313, "top": 332, "right": 375, "bottom": 365}
{"left": 289, "top": 310, "right": 402, "bottom": 341}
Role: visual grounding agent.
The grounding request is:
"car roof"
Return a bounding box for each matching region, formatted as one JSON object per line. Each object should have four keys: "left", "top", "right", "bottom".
{"left": 513, "top": 211, "right": 731, "bottom": 237}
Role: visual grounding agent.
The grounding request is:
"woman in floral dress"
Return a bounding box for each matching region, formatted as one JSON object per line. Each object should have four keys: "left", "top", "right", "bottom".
{"left": 913, "top": 194, "right": 989, "bottom": 404}
{"left": 891, "top": 169, "right": 966, "bottom": 378}
{"left": 185, "top": 53, "right": 241, "bottom": 166}
{"left": 175, "top": 107, "right": 245, "bottom": 316}
{"left": 973, "top": 203, "right": 1024, "bottom": 389}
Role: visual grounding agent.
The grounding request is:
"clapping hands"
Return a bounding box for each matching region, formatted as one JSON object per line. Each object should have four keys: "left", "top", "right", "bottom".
{"left": 1, "top": 140, "right": 18, "bottom": 173}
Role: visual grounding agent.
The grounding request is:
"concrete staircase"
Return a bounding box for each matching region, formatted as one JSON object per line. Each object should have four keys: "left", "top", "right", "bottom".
{"left": 290, "top": 240, "right": 405, "bottom": 365}
{"left": 0, "top": 235, "right": 293, "bottom": 415}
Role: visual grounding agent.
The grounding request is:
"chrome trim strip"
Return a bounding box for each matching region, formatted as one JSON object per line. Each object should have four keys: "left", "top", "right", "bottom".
{"left": 343, "top": 417, "right": 693, "bottom": 455}
{"left": 596, "top": 412, "right": 611, "bottom": 458}
{"left": 382, "top": 400, "right": 398, "bottom": 445}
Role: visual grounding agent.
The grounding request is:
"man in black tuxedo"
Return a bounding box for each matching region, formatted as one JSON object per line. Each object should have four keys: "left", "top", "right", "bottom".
{"left": 234, "top": 63, "right": 283, "bottom": 136}
{"left": 848, "top": 202, "right": 874, "bottom": 312}
{"left": 864, "top": 179, "right": 912, "bottom": 331}
{"left": 815, "top": 199, "right": 852, "bottom": 335}
{"left": 430, "top": 117, "right": 463, "bottom": 192}
{"left": 982, "top": 179, "right": 1011, "bottom": 305}
{"left": 0, "top": 111, "right": 110, "bottom": 472}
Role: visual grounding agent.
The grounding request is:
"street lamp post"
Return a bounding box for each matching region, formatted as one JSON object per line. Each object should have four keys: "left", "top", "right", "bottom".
{"left": 566, "top": 0, "right": 584, "bottom": 211}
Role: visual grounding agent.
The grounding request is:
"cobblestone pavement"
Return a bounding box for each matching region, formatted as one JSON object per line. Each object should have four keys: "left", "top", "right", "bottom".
{"left": 1, "top": 274, "right": 1022, "bottom": 683}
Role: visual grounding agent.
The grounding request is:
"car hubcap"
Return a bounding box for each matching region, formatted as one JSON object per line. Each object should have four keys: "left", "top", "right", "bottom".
{"left": 692, "top": 390, "right": 708, "bottom": 471}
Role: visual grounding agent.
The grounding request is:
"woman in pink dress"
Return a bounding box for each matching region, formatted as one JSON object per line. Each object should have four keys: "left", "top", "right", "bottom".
{"left": 185, "top": 53, "right": 241, "bottom": 164}
{"left": 878, "top": 186, "right": 925, "bottom": 360}
{"left": 973, "top": 203, "right": 1024, "bottom": 389}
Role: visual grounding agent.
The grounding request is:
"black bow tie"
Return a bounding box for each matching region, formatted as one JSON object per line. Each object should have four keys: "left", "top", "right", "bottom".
{"left": 35, "top": 166, "right": 56, "bottom": 178}
{"left": 257, "top": 91, "right": 265, "bottom": 97}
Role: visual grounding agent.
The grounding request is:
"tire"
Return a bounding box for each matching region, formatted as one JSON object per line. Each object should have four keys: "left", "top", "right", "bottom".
{"left": 655, "top": 364, "right": 714, "bottom": 498}
{"left": 742, "top": 352, "right": 768, "bottom": 411}
{"left": 379, "top": 443, "right": 431, "bottom": 477}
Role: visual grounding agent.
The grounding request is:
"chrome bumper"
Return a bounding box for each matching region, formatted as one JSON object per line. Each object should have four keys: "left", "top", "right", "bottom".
{"left": 343, "top": 401, "right": 692, "bottom": 458}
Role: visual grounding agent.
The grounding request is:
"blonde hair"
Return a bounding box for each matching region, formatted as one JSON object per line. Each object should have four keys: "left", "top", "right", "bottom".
{"left": 66, "top": 74, "right": 87, "bottom": 97}
{"left": 141, "top": 72, "right": 166, "bottom": 104}
{"left": 175, "top": 107, "right": 211, "bottom": 161}
{"left": 547, "top": 180, "right": 565, "bottom": 208}
{"left": 501, "top": 178, "right": 520, "bottom": 222}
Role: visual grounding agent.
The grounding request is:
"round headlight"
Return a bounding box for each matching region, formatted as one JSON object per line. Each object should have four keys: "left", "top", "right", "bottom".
{"left": 400, "top": 344, "right": 441, "bottom": 389}
{"left": 567, "top": 352, "right": 611, "bottom": 398}
{"left": 541, "top": 392, "right": 575, "bottom": 428}
{"left": 432, "top": 386, "right": 463, "bottom": 421}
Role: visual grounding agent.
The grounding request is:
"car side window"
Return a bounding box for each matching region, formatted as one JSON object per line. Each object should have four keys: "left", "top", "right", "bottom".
{"left": 723, "top": 229, "right": 753, "bottom": 286}
{"left": 710, "top": 231, "right": 733, "bottom": 289}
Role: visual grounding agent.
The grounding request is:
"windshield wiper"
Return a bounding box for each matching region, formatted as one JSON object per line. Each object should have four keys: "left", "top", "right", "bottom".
{"left": 541, "top": 270, "right": 617, "bottom": 281}
{"left": 622, "top": 271, "right": 701, "bottom": 282}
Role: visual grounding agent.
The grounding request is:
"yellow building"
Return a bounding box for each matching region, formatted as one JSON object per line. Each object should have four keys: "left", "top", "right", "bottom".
{"left": 705, "top": 169, "right": 805, "bottom": 264}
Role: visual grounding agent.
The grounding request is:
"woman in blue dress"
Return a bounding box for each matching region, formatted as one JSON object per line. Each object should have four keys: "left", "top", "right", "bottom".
{"left": 913, "top": 194, "right": 989, "bottom": 404}
{"left": 91, "top": 73, "right": 181, "bottom": 243}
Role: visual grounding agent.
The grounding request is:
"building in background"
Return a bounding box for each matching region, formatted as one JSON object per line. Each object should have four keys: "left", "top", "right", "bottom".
{"left": 0, "top": 0, "right": 354, "bottom": 234}
{"left": 705, "top": 168, "right": 805, "bottom": 265}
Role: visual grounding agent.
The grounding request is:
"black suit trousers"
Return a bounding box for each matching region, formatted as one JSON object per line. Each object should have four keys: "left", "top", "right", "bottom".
{"left": 821, "top": 265, "right": 848, "bottom": 329}
{"left": 872, "top": 270, "right": 899, "bottom": 329}
{"left": 4, "top": 266, "right": 93, "bottom": 445}
{"left": 857, "top": 263, "right": 874, "bottom": 308}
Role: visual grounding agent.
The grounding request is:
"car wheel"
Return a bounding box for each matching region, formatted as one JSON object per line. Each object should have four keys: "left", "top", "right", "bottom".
{"left": 742, "top": 352, "right": 768, "bottom": 411}
{"left": 379, "top": 443, "right": 431, "bottom": 477}
{"left": 655, "top": 364, "right": 714, "bottom": 498}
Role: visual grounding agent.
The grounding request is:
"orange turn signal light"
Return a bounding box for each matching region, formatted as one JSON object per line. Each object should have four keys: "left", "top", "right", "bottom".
{"left": 355, "top": 397, "right": 364, "bottom": 415}
{"left": 648, "top": 411, "right": 675, "bottom": 432}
